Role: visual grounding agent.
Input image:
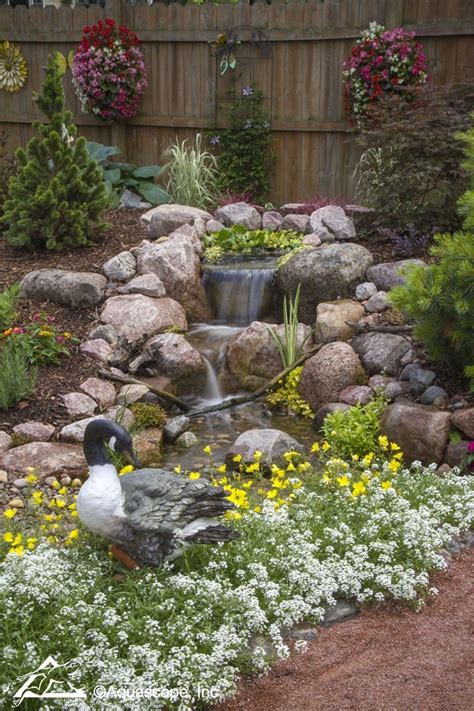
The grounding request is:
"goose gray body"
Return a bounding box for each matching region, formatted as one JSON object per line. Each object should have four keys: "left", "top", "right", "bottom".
{"left": 76, "top": 420, "right": 239, "bottom": 567}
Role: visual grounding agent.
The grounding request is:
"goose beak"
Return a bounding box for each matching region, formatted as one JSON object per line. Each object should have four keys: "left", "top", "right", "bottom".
{"left": 125, "top": 448, "right": 142, "bottom": 469}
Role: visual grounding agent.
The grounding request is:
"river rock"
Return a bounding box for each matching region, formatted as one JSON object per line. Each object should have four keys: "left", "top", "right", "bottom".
{"left": 59, "top": 408, "right": 134, "bottom": 443}
{"left": 276, "top": 243, "right": 373, "bottom": 324}
{"left": 451, "top": 408, "right": 474, "bottom": 439}
{"left": 102, "top": 251, "right": 136, "bottom": 282}
{"left": 214, "top": 202, "right": 261, "bottom": 230}
{"left": 364, "top": 291, "right": 389, "bottom": 313}
{"left": 117, "top": 384, "right": 150, "bottom": 405}
{"left": 339, "top": 385, "right": 374, "bottom": 406}
{"left": 147, "top": 209, "right": 205, "bottom": 239}
{"left": 384, "top": 380, "right": 410, "bottom": 401}
{"left": 20, "top": 269, "right": 107, "bottom": 308}
{"left": 221, "top": 321, "right": 313, "bottom": 392}
{"left": 136, "top": 238, "right": 207, "bottom": 321}
{"left": 206, "top": 219, "right": 225, "bottom": 234}
{"left": 280, "top": 203, "right": 307, "bottom": 214}
{"left": 226, "top": 429, "right": 305, "bottom": 469}
{"left": 12, "top": 421, "right": 55, "bottom": 442}
{"left": 163, "top": 416, "right": 191, "bottom": 443}
{"left": 321, "top": 601, "right": 359, "bottom": 626}
{"left": 279, "top": 214, "right": 309, "bottom": 233}
{"left": 299, "top": 342, "right": 365, "bottom": 411}
{"left": 141, "top": 204, "right": 212, "bottom": 227}
{"left": 0, "top": 432, "right": 12, "bottom": 454}
{"left": 302, "top": 234, "right": 322, "bottom": 248}
{"left": 409, "top": 368, "right": 436, "bottom": 396}
{"left": 351, "top": 333, "right": 412, "bottom": 376}
{"left": 79, "top": 378, "right": 116, "bottom": 409}
{"left": 355, "top": 282, "right": 377, "bottom": 301}
{"left": 262, "top": 211, "right": 283, "bottom": 230}
{"left": 315, "top": 299, "right": 365, "bottom": 343}
{"left": 381, "top": 402, "right": 452, "bottom": 464}
{"left": 87, "top": 324, "right": 118, "bottom": 345}
{"left": 0, "top": 442, "right": 85, "bottom": 478}
{"left": 420, "top": 385, "right": 448, "bottom": 408}
{"left": 62, "top": 392, "right": 98, "bottom": 418}
{"left": 366, "top": 259, "right": 426, "bottom": 291}
{"left": 117, "top": 274, "right": 166, "bottom": 298}
{"left": 137, "top": 333, "right": 207, "bottom": 395}
{"left": 79, "top": 338, "right": 113, "bottom": 365}
{"left": 176, "top": 431, "right": 199, "bottom": 448}
{"left": 100, "top": 295, "right": 187, "bottom": 343}
{"left": 132, "top": 427, "right": 163, "bottom": 467}
{"left": 309, "top": 206, "right": 356, "bottom": 241}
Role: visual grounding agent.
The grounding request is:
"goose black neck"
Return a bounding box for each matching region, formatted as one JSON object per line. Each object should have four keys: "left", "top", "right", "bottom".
{"left": 83, "top": 420, "right": 115, "bottom": 467}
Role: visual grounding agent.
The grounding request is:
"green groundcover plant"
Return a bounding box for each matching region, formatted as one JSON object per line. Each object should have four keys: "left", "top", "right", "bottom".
{"left": 203, "top": 225, "right": 302, "bottom": 261}
{"left": 1, "top": 448, "right": 473, "bottom": 709}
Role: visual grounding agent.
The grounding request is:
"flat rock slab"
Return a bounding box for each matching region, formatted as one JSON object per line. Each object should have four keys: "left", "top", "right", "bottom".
{"left": 21, "top": 269, "right": 107, "bottom": 308}
{"left": 141, "top": 203, "right": 212, "bottom": 225}
{"left": 0, "top": 441, "right": 85, "bottom": 478}
{"left": 59, "top": 408, "right": 134, "bottom": 443}
{"left": 12, "top": 421, "right": 55, "bottom": 442}
{"left": 100, "top": 294, "right": 187, "bottom": 342}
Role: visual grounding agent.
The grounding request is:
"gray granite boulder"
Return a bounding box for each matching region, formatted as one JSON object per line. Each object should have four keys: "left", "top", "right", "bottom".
{"left": 21, "top": 269, "right": 107, "bottom": 308}
{"left": 62, "top": 392, "right": 98, "bottom": 418}
{"left": 262, "top": 211, "right": 283, "bottom": 231}
{"left": 59, "top": 408, "right": 134, "bottom": 444}
{"left": 214, "top": 202, "right": 261, "bottom": 230}
{"left": 309, "top": 206, "right": 356, "bottom": 241}
{"left": 102, "top": 251, "right": 136, "bottom": 282}
{"left": 299, "top": 342, "right": 365, "bottom": 411}
{"left": 117, "top": 273, "right": 166, "bottom": 298}
{"left": 79, "top": 378, "right": 116, "bottom": 409}
{"left": 276, "top": 243, "right": 373, "bottom": 324}
{"left": 315, "top": 299, "right": 365, "bottom": 343}
{"left": 12, "top": 421, "right": 55, "bottom": 442}
{"left": 451, "top": 408, "right": 474, "bottom": 439}
{"left": 132, "top": 333, "right": 207, "bottom": 395}
{"left": 0, "top": 442, "right": 85, "bottom": 478}
{"left": 226, "top": 429, "right": 305, "bottom": 468}
{"left": 351, "top": 333, "right": 412, "bottom": 376}
{"left": 367, "top": 259, "right": 426, "bottom": 291}
{"left": 279, "top": 214, "right": 309, "bottom": 233}
{"left": 100, "top": 295, "right": 187, "bottom": 343}
{"left": 79, "top": 339, "right": 113, "bottom": 365}
{"left": 381, "top": 401, "right": 451, "bottom": 465}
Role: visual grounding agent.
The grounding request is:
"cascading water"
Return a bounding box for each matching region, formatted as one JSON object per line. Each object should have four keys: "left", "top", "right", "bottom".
{"left": 202, "top": 255, "right": 277, "bottom": 326}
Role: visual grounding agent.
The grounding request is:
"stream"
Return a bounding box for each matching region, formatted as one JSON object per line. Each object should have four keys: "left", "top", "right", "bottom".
{"left": 161, "top": 255, "right": 316, "bottom": 469}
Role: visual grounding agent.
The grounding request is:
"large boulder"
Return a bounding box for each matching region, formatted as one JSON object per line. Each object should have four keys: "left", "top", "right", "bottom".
{"left": 117, "top": 273, "right": 166, "bottom": 298}
{"left": 366, "top": 259, "right": 426, "bottom": 291}
{"left": 451, "top": 408, "right": 474, "bottom": 440}
{"left": 12, "top": 421, "right": 55, "bottom": 443}
{"left": 136, "top": 238, "right": 207, "bottom": 322}
{"left": 221, "top": 321, "right": 313, "bottom": 392}
{"left": 276, "top": 244, "right": 373, "bottom": 324}
{"left": 298, "top": 342, "right": 365, "bottom": 411}
{"left": 214, "top": 202, "right": 262, "bottom": 230}
{"left": 315, "top": 299, "right": 365, "bottom": 343}
{"left": 0, "top": 442, "right": 85, "bottom": 478}
{"left": 79, "top": 378, "right": 116, "bottom": 409}
{"left": 132, "top": 333, "right": 207, "bottom": 395}
{"left": 142, "top": 204, "right": 213, "bottom": 237}
{"left": 381, "top": 401, "right": 452, "bottom": 465}
{"left": 351, "top": 332, "right": 412, "bottom": 376}
{"left": 309, "top": 206, "right": 356, "bottom": 241}
{"left": 20, "top": 269, "right": 107, "bottom": 308}
{"left": 279, "top": 214, "right": 309, "bottom": 233}
{"left": 59, "top": 408, "right": 134, "bottom": 444}
{"left": 100, "top": 295, "right": 187, "bottom": 342}
{"left": 225, "top": 429, "right": 305, "bottom": 469}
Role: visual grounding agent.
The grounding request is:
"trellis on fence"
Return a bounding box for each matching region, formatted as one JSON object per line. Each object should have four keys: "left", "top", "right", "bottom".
{"left": 1, "top": 0, "right": 473, "bottom": 203}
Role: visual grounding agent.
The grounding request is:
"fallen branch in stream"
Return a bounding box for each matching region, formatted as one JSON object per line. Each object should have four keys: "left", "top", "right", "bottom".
{"left": 346, "top": 321, "right": 414, "bottom": 334}
{"left": 98, "top": 368, "right": 190, "bottom": 412}
{"left": 188, "top": 344, "right": 323, "bottom": 417}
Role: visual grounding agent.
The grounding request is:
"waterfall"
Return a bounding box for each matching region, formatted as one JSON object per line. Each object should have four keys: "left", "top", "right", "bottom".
{"left": 201, "top": 355, "right": 223, "bottom": 404}
{"left": 202, "top": 256, "right": 277, "bottom": 326}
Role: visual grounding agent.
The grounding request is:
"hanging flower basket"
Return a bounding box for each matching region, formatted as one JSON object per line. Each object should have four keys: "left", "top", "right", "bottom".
{"left": 0, "top": 41, "right": 27, "bottom": 93}
{"left": 72, "top": 18, "right": 147, "bottom": 122}
{"left": 343, "top": 22, "right": 428, "bottom": 127}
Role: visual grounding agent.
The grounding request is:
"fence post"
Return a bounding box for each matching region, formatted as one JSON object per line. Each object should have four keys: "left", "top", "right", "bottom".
{"left": 109, "top": 0, "right": 127, "bottom": 161}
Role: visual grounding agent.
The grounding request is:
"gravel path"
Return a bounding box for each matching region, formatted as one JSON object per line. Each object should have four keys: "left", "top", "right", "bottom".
{"left": 222, "top": 548, "right": 474, "bottom": 711}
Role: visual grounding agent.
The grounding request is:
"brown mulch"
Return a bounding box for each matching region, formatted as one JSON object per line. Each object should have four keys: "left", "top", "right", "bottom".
{"left": 0, "top": 209, "right": 149, "bottom": 432}
{"left": 221, "top": 548, "right": 474, "bottom": 711}
{"left": 353, "top": 230, "right": 433, "bottom": 264}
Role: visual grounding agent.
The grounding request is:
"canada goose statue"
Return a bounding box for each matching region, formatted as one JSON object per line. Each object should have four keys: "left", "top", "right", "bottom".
{"left": 77, "top": 419, "right": 239, "bottom": 568}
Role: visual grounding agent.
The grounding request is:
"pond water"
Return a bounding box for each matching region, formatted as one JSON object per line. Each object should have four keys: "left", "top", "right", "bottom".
{"left": 158, "top": 255, "right": 317, "bottom": 469}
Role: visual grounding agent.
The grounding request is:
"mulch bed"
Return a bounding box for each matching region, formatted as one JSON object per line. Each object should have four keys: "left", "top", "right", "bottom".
{"left": 0, "top": 209, "right": 148, "bottom": 433}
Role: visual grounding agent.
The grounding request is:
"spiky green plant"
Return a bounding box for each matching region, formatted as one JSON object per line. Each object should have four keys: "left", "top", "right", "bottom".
{"left": 266, "top": 285, "right": 312, "bottom": 369}
{"left": 0, "top": 282, "right": 20, "bottom": 331}
{"left": 0, "top": 339, "right": 38, "bottom": 410}
{"left": 165, "top": 133, "right": 219, "bottom": 209}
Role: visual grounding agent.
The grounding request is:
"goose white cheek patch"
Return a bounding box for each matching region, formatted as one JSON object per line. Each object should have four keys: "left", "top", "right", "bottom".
{"left": 108, "top": 436, "right": 117, "bottom": 451}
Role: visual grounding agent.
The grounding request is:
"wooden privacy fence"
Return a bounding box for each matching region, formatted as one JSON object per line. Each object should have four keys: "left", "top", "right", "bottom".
{"left": 1, "top": 0, "right": 473, "bottom": 204}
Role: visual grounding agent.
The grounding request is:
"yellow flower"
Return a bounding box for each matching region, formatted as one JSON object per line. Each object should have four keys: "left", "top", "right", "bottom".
{"left": 253, "top": 450, "right": 263, "bottom": 462}
{"left": 2, "top": 328, "right": 12, "bottom": 336}
{"left": 217, "top": 464, "right": 226, "bottom": 474}
{"left": 292, "top": 480, "right": 303, "bottom": 489}
{"left": 390, "top": 442, "right": 401, "bottom": 451}
{"left": 38, "top": 330, "right": 53, "bottom": 337}
{"left": 119, "top": 465, "right": 134, "bottom": 476}
{"left": 336, "top": 475, "right": 350, "bottom": 487}
{"left": 232, "top": 454, "right": 242, "bottom": 463}
{"left": 25, "top": 473, "right": 38, "bottom": 483}
{"left": 27, "top": 537, "right": 37, "bottom": 550}
{"left": 361, "top": 472, "right": 370, "bottom": 483}
{"left": 63, "top": 332, "right": 72, "bottom": 339}
{"left": 286, "top": 462, "right": 296, "bottom": 472}
{"left": 322, "top": 473, "right": 330, "bottom": 483}
{"left": 311, "top": 442, "right": 320, "bottom": 453}
{"left": 254, "top": 506, "right": 262, "bottom": 513}
{"left": 203, "top": 445, "right": 212, "bottom": 455}
{"left": 189, "top": 472, "right": 201, "bottom": 480}
{"left": 3, "top": 509, "right": 17, "bottom": 519}
{"left": 47, "top": 536, "right": 57, "bottom": 544}
{"left": 393, "top": 452, "right": 403, "bottom": 461}
{"left": 388, "top": 459, "right": 401, "bottom": 473}
{"left": 225, "top": 511, "right": 242, "bottom": 520}
{"left": 362, "top": 452, "right": 374, "bottom": 466}
{"left": 44, "top": 514, "right": 55, "bottom": 522}
{"left": 51, "top": 481, "right": 60, "bottom": 490}
{"left": 174, "top": 465, "right": 181, "bottom": 474}
{"left": 381, "top": 480, "right": 392, "bottom": 490}
{"left": 9, "top": 545, "right": 24, "bottom": 556}
{"left": 32, "top": 491, "right": 43, "bottom": 504}
{"left": 3, "top": 532, "right": 13, "bottom": 543}
{"left": 67, "top": 502, "right": 76, "bottom": 510}
{"left": 266, "top": 489, "right": 278, "bottom": 499}
{"left": 58, "top": 486, "right": 67, "bottom": 495}
{"left": 245, "top": 462, "right": 260, "bottom": 473}
{"left": 378, "top": 435, "right": 389, "bottom": 450}
{"left": 68, "top": 529, "right": 79, "bottom": 540}
{"left": 352, "top": 481, "right": 367, "bottom": 497}
{"left": 13, "top": 533, "right": 22, "bottom": 546}
{"left": 55, "top": 498, "right": 66, "bottom": 509}
{"left": 70, "top": 511, "right": 78, "bottom": 518}
{"left": 298, "top": 461, "right": 311, "bottom": 473}
{"left": 242, "top": 480, "right": 253, "bottom": 490}
{"left": 322, "top": 441, "right": 331, "bottom": 452}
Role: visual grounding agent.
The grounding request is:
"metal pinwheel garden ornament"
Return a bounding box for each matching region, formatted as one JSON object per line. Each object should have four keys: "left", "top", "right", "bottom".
{"left": 0, "top": 41, "right": 27, "bottom": 93}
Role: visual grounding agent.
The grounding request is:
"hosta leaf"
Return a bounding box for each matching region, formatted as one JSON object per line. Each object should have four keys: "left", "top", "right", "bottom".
{"left": 135, "top": 181, "right": 170, "bottom": 205}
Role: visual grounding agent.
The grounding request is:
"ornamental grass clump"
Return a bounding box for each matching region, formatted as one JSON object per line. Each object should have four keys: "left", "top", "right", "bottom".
{"left": 343, "top": 22, "right": 428, "bottom": 126}
{"left": 72, "top": 19, "right": 147, "bottom": 121}
{"left": 1, "top": 54, "right": 107, "bottom": 250}
{"left": 165, "top": 133, "right": 219, "bottom": 209}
